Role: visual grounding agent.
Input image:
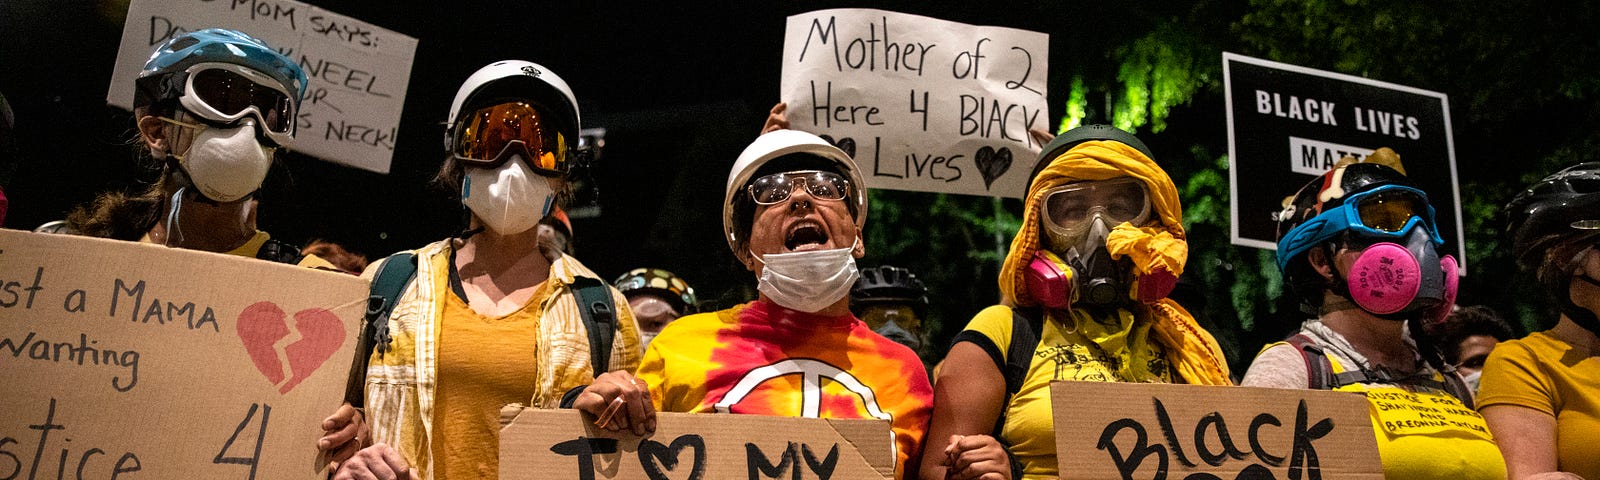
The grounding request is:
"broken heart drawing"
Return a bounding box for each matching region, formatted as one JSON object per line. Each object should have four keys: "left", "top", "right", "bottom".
{"left": 236, "top": 301, "right": 346, "bottom": 394}
{"left": 974, "top": 145, "right": 1014, "bottom": 190}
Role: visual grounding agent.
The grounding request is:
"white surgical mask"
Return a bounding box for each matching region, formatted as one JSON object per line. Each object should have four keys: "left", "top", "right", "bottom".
{"left": 166, "top": 117, "right": 273, "bottom": 202}
{"left": 639, "top": 331, "right": 658, "bottom": 351}
{"left": 1461, "top": 370, "right": 1482, "bottom": 392}
{"left": 462, "top": 157, "right": 555, "bottom": 235}
{"left": 753, "top": 238, "right": 860, "bottom": 313}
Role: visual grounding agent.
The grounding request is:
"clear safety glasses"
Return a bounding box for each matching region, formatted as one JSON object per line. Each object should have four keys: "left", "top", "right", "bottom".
{"left": 1041, "top": 177, "right": 1152, "bottom": 236}
{"left": 746, "top": 170, "right": 852, "bottom": 206}
{"left": 451, "top": 101, "right": 570, "bottom": 175}
{"left": 1278, "top": 184, "right": 1444, "bottom": 260}
{"left": 177, "top": 62, "right": 296, "bottom": 146}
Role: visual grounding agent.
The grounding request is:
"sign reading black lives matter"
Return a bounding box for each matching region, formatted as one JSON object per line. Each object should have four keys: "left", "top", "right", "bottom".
{"left": 106, "top": 0, "right": 418, "bottom": 174}
{"left": 1224, "top": 52, "right": 1466, "bottom": 273}
{"left": 781, "top": 9, "right": 1049, "bottom": 198}
{"left": 1053, "top": 381, "right": 1384, "bottom": 479}
{"left": 0, "top": 229, "right": 366, "bottom": 479}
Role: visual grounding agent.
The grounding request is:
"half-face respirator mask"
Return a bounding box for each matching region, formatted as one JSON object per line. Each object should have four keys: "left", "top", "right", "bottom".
{"left": 1025, "top": 177, "right": 1160, "bottom": 309}
{"left": 1280, "top": 184, "right": 1459, "bottom": 321}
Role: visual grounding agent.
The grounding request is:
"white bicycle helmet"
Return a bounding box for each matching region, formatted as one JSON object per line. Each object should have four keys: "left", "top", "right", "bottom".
{"left": 722, "top": 129, "right": 867, "bottom": 253}
{"left": 443, "top": 60, "right": 580, "bottom": 157}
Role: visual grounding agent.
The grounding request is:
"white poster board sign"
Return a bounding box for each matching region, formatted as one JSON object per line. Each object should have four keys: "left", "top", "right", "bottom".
{"left": 107, "top": 0, "right": 418, "bottom": 174}
{"left": 780, "top": 9, "right": 1049, "bottom": 198}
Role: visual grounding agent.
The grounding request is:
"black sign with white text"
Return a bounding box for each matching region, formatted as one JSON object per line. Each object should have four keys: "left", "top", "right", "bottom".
{"left": 1223, "top": 52, "right": 1466, "bottom": 273}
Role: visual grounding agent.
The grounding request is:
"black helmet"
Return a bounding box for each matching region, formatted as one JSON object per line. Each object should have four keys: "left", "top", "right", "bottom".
{"left": 851, "top": 265, "right": 928, "bottom": 309}
{"left": 1505, "top": 162, "right": 1600, "bottom": 273}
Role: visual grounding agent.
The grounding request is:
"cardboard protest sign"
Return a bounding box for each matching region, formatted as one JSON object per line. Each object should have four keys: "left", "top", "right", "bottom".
{"left": 1223, "top": 52, "right": 1466, "bottom": 273}
{"left": 780, "top": 9, "right": 1049, "bottom": 198}
{"left": 500, "top": 408, "right": 894, "bottom": 480}
{"left": 1052, "top": 381, "right": 1383, "bottom": 480}
{"left": 0, "top": 229, "right": 366, "bottom": 479}
{"left": 107, "top": 0, "right": 418, "bottom": 174}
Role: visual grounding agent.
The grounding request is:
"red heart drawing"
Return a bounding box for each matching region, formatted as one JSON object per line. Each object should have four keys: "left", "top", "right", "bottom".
{"left": 236, "top": 301, "right": 347, "bottom": 394}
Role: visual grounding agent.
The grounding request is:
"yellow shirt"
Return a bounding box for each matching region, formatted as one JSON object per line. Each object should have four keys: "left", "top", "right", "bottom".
{"left": 430, "top": 281, "right": 549, "bottom": 480}
{"left": 1477, "top": 330, "right": 1600, "bottom": 478}
{"left": 361, "top": 240, "right": 641, "bottom": 479}
{"left": 1245, "top": 322, "right": 1506, "bottom": 480}
{"left": 959, "top": 305, "right": 1172, "bottom": 480}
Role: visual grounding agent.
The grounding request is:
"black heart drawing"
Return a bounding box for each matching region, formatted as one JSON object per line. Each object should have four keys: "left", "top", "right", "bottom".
{"left": 818, "top": 134, "right": 857, "bottom": 158}
{"left": 638, "top": 435, "right": 707, "bottom": 480}
{"left": 974, "top": 146, "right": 1013, "bottom": 190}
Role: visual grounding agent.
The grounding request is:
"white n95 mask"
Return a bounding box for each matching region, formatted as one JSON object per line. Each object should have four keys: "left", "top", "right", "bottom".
{"left": 168, "top": 118, "right": 274, "bottom": 202}
{"left": 462, "top": 156, "right": 556, "bottom": 235}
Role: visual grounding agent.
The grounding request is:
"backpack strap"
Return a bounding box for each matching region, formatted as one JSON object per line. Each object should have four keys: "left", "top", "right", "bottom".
{"left": 256, "top": 237, "right": 305, "bottom": 265}
{"left": 1285, "top": 333, "right": 1475, "bottom": 406}
{"left": 1285, "top": 333, "right": 1336, "bottom": 390}
{"left": 343, "top": 252, "right": 417, "bottom": 408}
{"left": 992, "top": 307, "right": 1043, "bottom": 438}
{"left": 569, "top": 276, "right": 617, "bottom": 379}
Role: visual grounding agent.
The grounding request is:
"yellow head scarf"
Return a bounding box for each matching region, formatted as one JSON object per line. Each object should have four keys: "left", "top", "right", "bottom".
{"left": 999, "top": 140, "right": 1231, "bottom": 385}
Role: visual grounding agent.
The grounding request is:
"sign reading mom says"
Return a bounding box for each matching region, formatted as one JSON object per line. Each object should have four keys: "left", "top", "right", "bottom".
{"left": 780, "top": 9, "right": 1049, "bottom": 198}
{"left": 501, "top": 409, "right": 894, "bottom": 480}
{"left": 0, "top": 229, "right": 365, "bottom": 479}
{"left": 1053, "top": 381, "right": 1383, "bottom": 480}
{"left": 107, "top": 0, "right": 418, "bottom": 174}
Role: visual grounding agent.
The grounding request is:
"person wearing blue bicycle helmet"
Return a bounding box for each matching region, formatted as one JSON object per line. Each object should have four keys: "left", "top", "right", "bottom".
{"left": 66, "top": 28, "right": 316, "bottom": 265}
{"left": 1242, "top": 160, "right": 1505, "bottom": 479}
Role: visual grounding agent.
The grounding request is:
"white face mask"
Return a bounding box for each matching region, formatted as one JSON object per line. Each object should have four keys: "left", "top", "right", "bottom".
{"left": 167, "top": 118, "right": 274, "bottom": 202}
{"left": 639, "top": 331, "right": 658, "bottom": 350}
{"left": 462, "top": 157, "right": 555, "bottom": 235}
{"left": 1461, "top": 370, "right": 1482, "bottom": 392}
{"left": 753, "top": 238, "right": 860, "bottom": 313}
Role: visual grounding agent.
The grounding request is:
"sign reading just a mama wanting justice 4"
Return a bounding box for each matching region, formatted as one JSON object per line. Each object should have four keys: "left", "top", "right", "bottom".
{"left": 1053, "top": 381, "right": 1383, "bottom": 480}
{"left": 0, "top": 229, "right": 366, "bottom": 479}
{"left": 780, "top": 9, "right": 1049, "bottom": 198}
{"left": 1223, "top": 52, "right": 1465, "bottom": 273}
{"left": 106, "top": 0, "right": 418, "bottom": 174}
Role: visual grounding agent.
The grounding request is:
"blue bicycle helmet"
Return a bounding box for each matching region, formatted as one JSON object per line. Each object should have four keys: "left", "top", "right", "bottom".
{"left": 134, "top": 29, "right": 307, "bottom": 145}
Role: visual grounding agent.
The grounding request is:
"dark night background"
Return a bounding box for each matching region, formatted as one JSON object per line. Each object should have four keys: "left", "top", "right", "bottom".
{"left": 4, "top": 0, "right": 1597, "bottom": 371}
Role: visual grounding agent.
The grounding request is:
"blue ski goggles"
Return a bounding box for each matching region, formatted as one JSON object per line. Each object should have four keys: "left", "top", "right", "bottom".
{"left": 1277, "top": 184, "right": 1444, "bottom": 272}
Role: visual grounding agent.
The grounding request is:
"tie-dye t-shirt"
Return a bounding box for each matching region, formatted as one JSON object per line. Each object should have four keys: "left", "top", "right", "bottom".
{"left": 638, "top": 300, "right": 933, "bottom": 477}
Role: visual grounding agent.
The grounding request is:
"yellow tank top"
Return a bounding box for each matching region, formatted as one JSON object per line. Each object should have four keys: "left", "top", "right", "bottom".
{"left": 430, "top": 279, "right": 549, "bottom": 480}
{"left": 1322, "top": 355, "right": 1506, "bottom": 479}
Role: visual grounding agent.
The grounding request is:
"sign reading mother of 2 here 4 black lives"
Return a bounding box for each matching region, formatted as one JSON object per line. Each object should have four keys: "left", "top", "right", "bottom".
{"left": 1224, "top": 52, "right": 1466, "bottom": 274}
{"left": 781, "top": 9, "right": 1050, "bottom": 199}
{"left": 106, "top": 0, "right": 418, "bottom": 174}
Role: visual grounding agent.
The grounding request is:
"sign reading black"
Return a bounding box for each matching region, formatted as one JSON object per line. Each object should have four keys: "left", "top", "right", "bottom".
{"left": 1223, "top": 52, "right": 1466, "bottom": 273}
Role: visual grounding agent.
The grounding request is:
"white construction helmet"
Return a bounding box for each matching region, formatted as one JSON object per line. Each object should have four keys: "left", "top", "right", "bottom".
{"left": 721, "top": 129, "right": 868, "bottom": 254}
{"left": 443, "top": 60, "right": 580, "bottom": 154}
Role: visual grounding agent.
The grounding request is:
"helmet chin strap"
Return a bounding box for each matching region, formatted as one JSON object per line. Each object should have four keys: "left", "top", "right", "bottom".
{"left": 1561, "top": 273, "right": 1600, "bottom": 335}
